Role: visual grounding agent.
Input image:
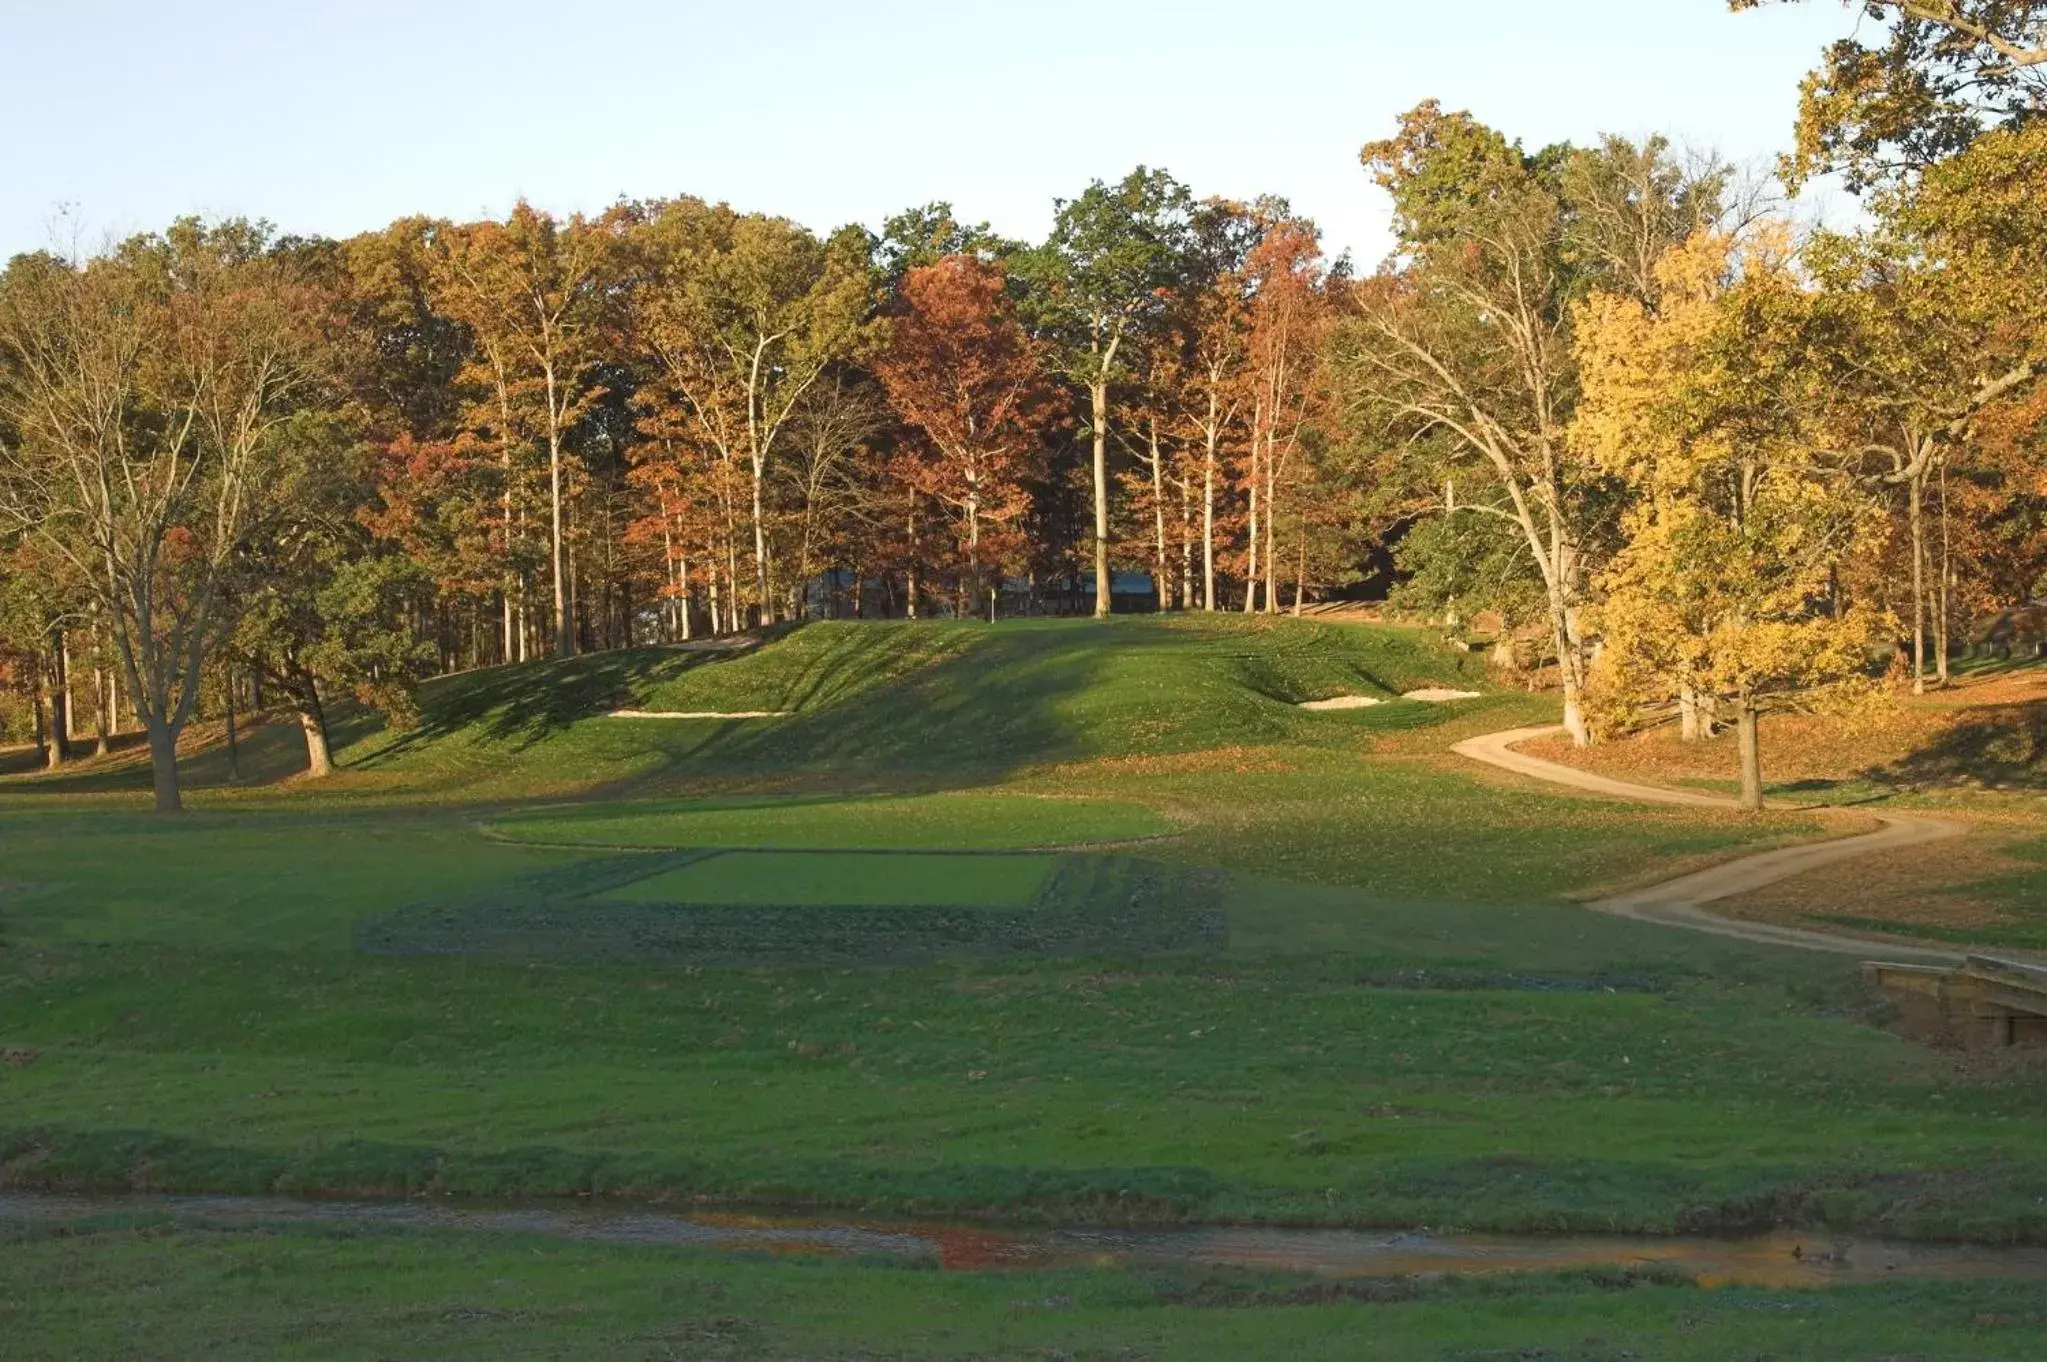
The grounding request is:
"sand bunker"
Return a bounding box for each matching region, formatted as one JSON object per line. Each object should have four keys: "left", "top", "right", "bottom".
{"left": 1297, "top": 696, "right": 1385, "bottom": 711}
{"left": 1401, "top": 689, "right": 1483, "bottom": 703}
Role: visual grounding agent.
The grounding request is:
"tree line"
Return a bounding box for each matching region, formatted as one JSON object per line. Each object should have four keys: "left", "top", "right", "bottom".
{"left": 1, "top": 0, "right": 2042, "bottom": 812}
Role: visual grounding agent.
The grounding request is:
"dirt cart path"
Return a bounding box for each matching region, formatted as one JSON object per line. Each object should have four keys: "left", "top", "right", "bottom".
{"left": 1451, "top": 725, "right": 1966, "bottom": 963}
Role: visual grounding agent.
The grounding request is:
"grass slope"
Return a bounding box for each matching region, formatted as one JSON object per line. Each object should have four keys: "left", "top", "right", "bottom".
{"left": 4, "top": 616, "right": 2045, "bottom": 1349}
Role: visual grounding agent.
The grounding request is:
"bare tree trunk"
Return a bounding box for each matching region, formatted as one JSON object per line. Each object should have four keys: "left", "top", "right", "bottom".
{"left": 1292, "top": 532, "right": 1306, "bottom": 618}
{"left": 1148, "top": 417, "right": 1168, "bottom": 609}
{"left": 30, "top": 669, "right": 46, "bottom": 763}
{"left": 750, "top": 454, "right": 774, "bottom": 628}
{"left": 661, "top": 521, "right": 677, "bottom": 642}
{"left": 1242, "top": 401, "right": 1261, "bottom": 614}
{"left": 1737, "top": 696, "right": 1763, "bottom": 812}
{"left": 906, "top": 497, "right": 921, "bottom": 621}
{"left": 1202, "top": 431, "right": 1217, "bottom": 611}
{"left": 725, "top": 511, "right": 741, "bottom": 631}
{"left": 680, "top": 552, "right": 694, "bottom": 643}
{"left": 544, "top": 362, "right": 574, "bottom": 658}
{"left": 1936, "top": 461, "right": 1951, "bottom": 686}
{"left": 223, "top": 668, "right": 241, "bottom": 785}
{"left": 296, "top": 670, "right": 334, "bottom": 779}
{"left": 146, "top": 719, "right": 181, "bottom": 814}
{"left": 42, "top": 638, "right": 69, "bottom": 770}
{"left": 94, "top": 663, "right": 111, "bottom": 756}
{"left": 60, "top": 632, "right": 74, "bottom": 747}
{"left": 1909, "top": 470, "right": 1926, "bottom": 695}
{"left": 968, "top": 495, "right": 983, "bottom": 621}
{"left": 1178, "top": 472, "right": 1193, "bottom": 611}
{"left": 1263, "top": 428, "right": 1279, "bottom": 614}
{"left": 1679, "top": 685, "right": 1701, "bottom": 743}
{"left": 1091, "top": 375, "right": 1112, "bottom": 619}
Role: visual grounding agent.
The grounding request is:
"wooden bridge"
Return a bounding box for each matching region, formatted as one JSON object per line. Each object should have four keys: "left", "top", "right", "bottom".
{"left": 1865, "top": 956, "right": 2047, "bottom": 1048}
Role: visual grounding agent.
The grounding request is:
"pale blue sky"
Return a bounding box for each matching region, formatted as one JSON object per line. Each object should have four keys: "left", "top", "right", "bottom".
{"left": 2, "top": 1, "right": 1876, "bottom": 264}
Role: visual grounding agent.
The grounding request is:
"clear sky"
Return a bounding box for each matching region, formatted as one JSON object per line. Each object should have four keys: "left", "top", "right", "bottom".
{"left": 1, "top": 1, "right": 1875, "bottom": 265}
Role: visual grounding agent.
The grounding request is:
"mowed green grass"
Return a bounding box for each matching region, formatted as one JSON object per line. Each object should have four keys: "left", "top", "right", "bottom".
{"left": 494, "top": 790, "right": 1172, "bottom": 849}
{"left": 600, "top": 851, "right": 1055, "bottom": 908}
{"left": 4, "top": 615, "right": 2047, "bottom": 1350}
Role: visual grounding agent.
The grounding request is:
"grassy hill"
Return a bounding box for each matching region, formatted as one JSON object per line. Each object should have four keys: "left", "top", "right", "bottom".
{"left": 329, "top": 615, "right": 1488, "bottom": 797}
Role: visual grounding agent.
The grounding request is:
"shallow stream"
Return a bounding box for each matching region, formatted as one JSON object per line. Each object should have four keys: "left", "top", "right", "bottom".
{"left": 9, "top": 1192, "right": 2047, "bottom": 1289}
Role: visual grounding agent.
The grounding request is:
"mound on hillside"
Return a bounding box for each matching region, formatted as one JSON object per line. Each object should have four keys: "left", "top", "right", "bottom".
{"left": 336, "top": 617, "right": 1489, "bottom": 790}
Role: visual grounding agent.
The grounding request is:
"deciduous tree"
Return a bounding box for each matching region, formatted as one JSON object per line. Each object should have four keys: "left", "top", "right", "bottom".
{"left": 874, "top": 256, "right": 1047, "bottom": 614}
{"left": 0, "top": 222, "right": 333, "bottom": 811}
{"left": 1018, "top": 169, "right": 1195, "bottom": 617}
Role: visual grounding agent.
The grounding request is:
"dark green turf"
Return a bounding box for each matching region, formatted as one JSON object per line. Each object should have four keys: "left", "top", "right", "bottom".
{"left": 351, "top": 851, "right": 1226, "bottom": 965}
{"left": 492, "top": 790, "right": 1172, "bottom": 849}
{"left": 600, "top": 850, "right": 1055, "bottom": 908}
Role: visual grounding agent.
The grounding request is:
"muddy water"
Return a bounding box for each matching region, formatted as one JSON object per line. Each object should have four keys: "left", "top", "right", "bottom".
{"left": 6, "top": 1192, "right": 2047, "bottom": 1289}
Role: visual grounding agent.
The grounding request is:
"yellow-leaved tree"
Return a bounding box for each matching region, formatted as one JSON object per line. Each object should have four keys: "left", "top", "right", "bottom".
{"left": 1575, "top": 229, "right": 1894, "bottom": 810}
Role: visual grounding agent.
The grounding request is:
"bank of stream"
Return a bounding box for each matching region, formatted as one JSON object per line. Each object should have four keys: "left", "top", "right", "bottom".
{"left": 7, "top": 1192, "right": 2047, "bottom": 1289}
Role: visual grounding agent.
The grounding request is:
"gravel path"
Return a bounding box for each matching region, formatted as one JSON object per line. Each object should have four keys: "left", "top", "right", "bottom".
{"left": 1451, "top": 725, "right": 1967, "bottom": 962}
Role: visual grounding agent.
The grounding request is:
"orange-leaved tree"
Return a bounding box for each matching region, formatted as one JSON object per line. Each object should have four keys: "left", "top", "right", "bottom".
{"left": 873, "top": 256, "right": 1048, "bottom": 614}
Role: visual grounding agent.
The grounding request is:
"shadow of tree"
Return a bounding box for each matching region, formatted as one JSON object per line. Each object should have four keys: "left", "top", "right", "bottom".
{"left": 357, "top": 647, "right": 727, "bottom": 764}
{"left": 1875, "top": 703, "right": 2047, "bottom": 791}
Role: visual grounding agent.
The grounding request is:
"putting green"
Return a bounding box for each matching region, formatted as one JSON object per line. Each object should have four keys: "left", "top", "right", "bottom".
{"left": 490, "top": 792, "right": 1172, "bottom": 850}
{"left": 600, "top": 851, "right": 1054, "bottom": 908}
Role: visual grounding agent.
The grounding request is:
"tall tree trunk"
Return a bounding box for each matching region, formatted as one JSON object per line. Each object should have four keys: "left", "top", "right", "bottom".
{"left": 223, "top": 668, "right": 241, "bottom": 785}
{"left": 60, "top": 632, "right": 75, "bottom": 747}
{"left": 1148, "top": 417, "right": 1168, "bottom": 610}
{"left": 1678, "top": 685, "right": 1701, "bottom": 743}
{"left": 94, "top": 664, "right": 111, "bottom": 756}
{"left": 661, "top": 521, "right": 677, "bottom": 642}
{"left": 1292, "top": 532, "right": 1306, "bottom": 618}
{"left": 296, "top": 669, "right": 334, "bottom": 780}
{"left": 42, "top": 639, "right": 69, "bottom": 770}
{"left": 1091, "top": 375, "right": 1112, "bottom": 619}
{"left": 1178, "top": 472, "right": 1193, "bottom": 612}
{"left": 1202, "top": 428, "right": 1217, "bottom": 611}
{"left": 1242, "top": 406, "right": 1261, "bottom": 613}
{"left": 31, "top": 669, "right": 46, "bottom": 763}
{"left": 544, "top": 362, "right": 573, "bottom": 658}
{"left": 1263, "top": 427, "right": 1279, "bottom": 614}
{"left": 906, "top": 498, "right": 921, "bottom": 622}
{"left": 1556, "top": 620, "right": 1589, "bottom": 748}
{"left": 1908, "top": 469, "right": 1926, "bottom": 695}
{"left": 1935, "top": 460, "right": 1951, "bottom": 686}
{"left": 1736, "top": 696, "right": 1763, "bottom": 812}
{"left": 968, "top": 483, "right": 983, "bottom": 621}
{"left": 751, "top": 455, "right": 774, "bottom": 628}
{"left": 146, "top": 718, "right": 181, "bottom": 814}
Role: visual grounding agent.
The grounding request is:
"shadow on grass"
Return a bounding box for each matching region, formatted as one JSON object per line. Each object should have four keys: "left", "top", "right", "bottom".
{"left": 0, "top": 715, "right": 323, "bottom": 798}
{"left": 1875, "top": 702, "right": 2047, "bottom": 791}
{"left": 365, "top": 648, "right": 724, "bottom": 761}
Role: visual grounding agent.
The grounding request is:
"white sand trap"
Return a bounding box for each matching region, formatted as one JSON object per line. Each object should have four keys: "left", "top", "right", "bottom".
{"left": 1401, "top": 688, "right": 1484, "bottom": 703}
{"left": 1298, "top": 695, "right": 1385, "bottom": 711}
{"left": 608, "top": 709, "right": 790, "bottom": 720}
